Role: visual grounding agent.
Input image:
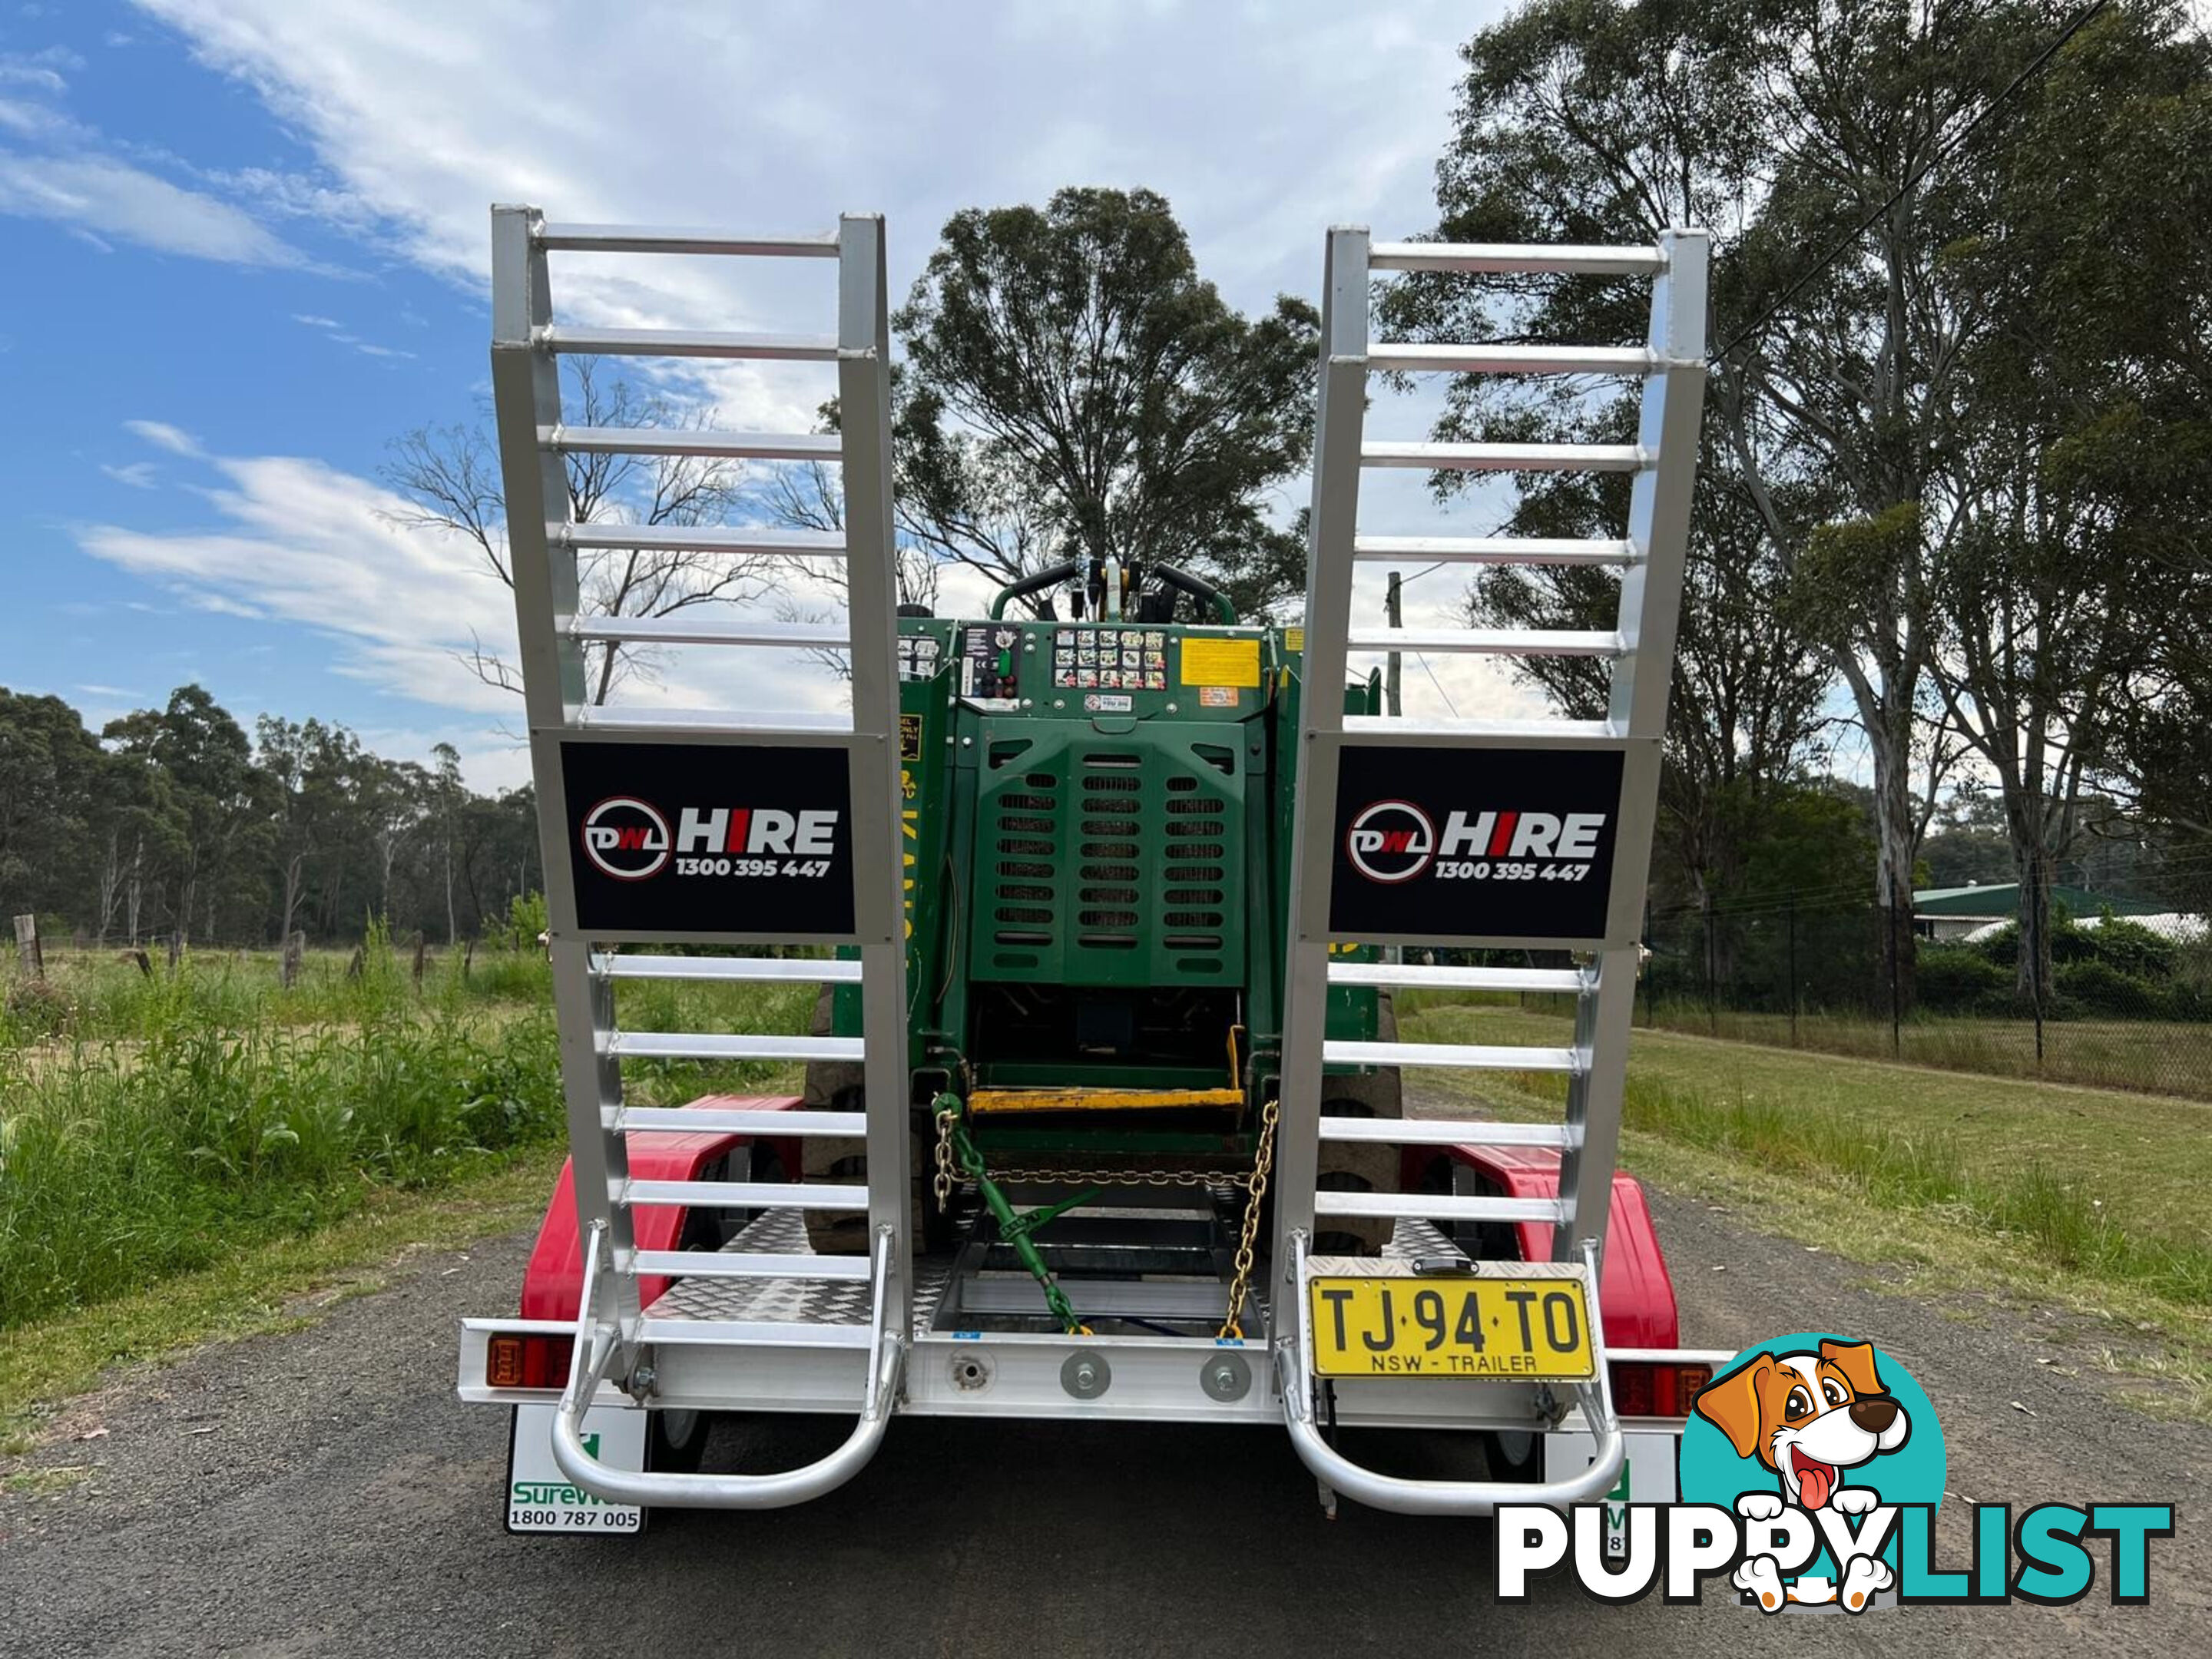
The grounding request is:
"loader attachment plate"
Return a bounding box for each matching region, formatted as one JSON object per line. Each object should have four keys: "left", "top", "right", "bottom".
{"left": 1304, "top": 1258, "right": 1594, "bottom": 1381}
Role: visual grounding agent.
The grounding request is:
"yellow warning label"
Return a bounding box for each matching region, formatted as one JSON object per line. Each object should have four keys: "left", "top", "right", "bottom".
{"left": 1180, "top": 637, "right": 1261, "bottom": 688}
{"left": 1284, "top": 627, "right": 1306, "bottom": 653}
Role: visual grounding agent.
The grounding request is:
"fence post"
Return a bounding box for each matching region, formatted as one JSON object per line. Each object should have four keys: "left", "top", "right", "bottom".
{"left": 1640, "top": 898, "right": 1653, "bottom": 1029}
{"left": 2030, "top": 847, "right": 2046, "bottom": 1072}
{"left": 1786, "top": 894, "right": 1799, "bottom": 1048}
{"left": 280, "top": 930, "right": 305, "bottom": 989}
{"left": 1704, "top": 895, "right": 1717, "bottom": 1037}
{"left": 12, "top": 914, "right": 41, "bottom": 979}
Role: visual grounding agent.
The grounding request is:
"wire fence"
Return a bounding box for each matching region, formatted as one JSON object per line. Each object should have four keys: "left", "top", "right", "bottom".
{"left": 1633, "top": 887, "right": 2212, "bottom": 1101}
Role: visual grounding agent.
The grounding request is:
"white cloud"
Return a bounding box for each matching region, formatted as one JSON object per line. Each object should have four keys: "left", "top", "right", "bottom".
{"left": 73, "top": 432, "right": 853, "bottom": 751}
{"left": 132, "top": 0, "right": 1496, "bottom": 428}
{"left": 0, "top": 147, "right": 311, "bottom": 266}
{"left": 0, "top": 47, "right": 80, "bottom": 92}
{"left": 124, "top": 418, "right": 202, "bottom": 456}
{"left": 291, "top": 312, "right": 339, "bottom": 328}
{"left": 100, "top": 459, "right": 159, "bottom": 488}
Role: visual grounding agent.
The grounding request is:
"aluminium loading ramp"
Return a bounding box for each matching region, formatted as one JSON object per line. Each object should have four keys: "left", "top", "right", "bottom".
{"left": 488, "top": 208, "right": 913, "bottom": 1505}
{"left": 1269, "top": 228, "right": 1709, "bottom": 1512}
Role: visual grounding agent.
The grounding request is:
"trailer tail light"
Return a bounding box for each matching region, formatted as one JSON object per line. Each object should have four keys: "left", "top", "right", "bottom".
{"left": 486, "top": 1333, "right": 575, "bottom": 1390}
{"left": 1608, "top": 1359, "right": 1712, "bottom": 1419}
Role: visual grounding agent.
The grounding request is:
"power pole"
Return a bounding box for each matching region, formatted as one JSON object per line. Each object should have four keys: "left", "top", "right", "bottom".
{"left": 1385, "top": 569, "right": 1403, "bottom": 717}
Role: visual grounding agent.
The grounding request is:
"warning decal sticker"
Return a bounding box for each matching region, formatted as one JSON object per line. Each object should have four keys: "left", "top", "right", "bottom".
{"left": 1180, "top": 637, "right": 1261, "bottom": 688}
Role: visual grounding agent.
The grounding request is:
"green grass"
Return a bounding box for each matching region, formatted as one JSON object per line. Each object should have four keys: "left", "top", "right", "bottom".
{"left": 1, "top": 932, "right": 553, "bottom": 1048}
{"left": 0, "top": 939, "right": 814, "bottom": 1334}
{"left": 1636, "top": 995, "right": 2212, "bottom": 1101}
{"left": 0, "top": 1149, "right": 568, "bottom": 1455}
{"left": 1399, "top": 998, "right": 2212, "bottom": 1413}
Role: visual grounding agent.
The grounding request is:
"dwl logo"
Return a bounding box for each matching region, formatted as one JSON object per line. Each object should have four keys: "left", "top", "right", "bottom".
{"left": 580, "top": 796, "right": 671, "bottom": 881}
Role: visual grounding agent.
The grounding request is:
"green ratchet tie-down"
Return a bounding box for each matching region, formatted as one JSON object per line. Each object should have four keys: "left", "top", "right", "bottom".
{"left": 943, "top": 1102, "right": 1095, "bottom": 1336}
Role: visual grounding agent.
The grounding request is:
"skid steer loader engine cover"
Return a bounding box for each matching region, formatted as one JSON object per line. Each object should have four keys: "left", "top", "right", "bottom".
{"left": 802, "top": 560, "right": 1400, "bottom": 1257}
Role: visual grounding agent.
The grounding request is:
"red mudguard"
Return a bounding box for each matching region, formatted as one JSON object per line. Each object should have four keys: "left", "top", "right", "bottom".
{"left": 1439, "top": 1145, "right": 1681, "bottom": 1350}
{"left": 518, "top": 1095, "right": 804, "bottom": 1321}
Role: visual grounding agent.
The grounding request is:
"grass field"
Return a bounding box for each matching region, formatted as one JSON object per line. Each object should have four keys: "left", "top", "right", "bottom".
{"left": 0, "top": 942, "right": 813, "bottom": 1333}
{"left": 1399, "top": 995, "right": 2212, "bottom": 1412}
{"left": 1494, "top": 990, "right": 2212, "bottom": 1101}
{"left": 1638, "top": 997, "right": 2212, "bottom": 1101}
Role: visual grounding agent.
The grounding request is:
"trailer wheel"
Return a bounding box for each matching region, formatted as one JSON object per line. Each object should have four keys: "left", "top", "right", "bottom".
{"left": 1316, "top": 991, "right": 1402, "bottom": 1254}
{"left": 647, "top": 1406, "right": 708, "bottom": 1475}
{"left": 800, "top": 1091, "right": 953, "bottom": 1257}
{"left": 1485, "top": 1430, "right": 1540, "bottom": 1482}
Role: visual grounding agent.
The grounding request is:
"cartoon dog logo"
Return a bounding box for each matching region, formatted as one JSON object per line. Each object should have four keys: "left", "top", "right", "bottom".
{"left": 1692, "top": 1339, "right": 1912, "bottom": 1611}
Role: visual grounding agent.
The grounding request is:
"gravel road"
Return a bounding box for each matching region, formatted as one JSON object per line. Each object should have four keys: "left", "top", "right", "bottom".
{"left": 4, "top": 1190, "right": 2206, "bottom": 1657}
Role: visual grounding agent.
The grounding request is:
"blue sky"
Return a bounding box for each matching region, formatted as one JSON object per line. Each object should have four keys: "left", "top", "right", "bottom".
{"left": 2, "top": 0, "right": 1536, "bottom": 792}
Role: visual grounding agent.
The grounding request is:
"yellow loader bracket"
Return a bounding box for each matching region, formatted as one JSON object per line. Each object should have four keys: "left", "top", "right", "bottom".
{"left": 966, "top": 1086, "right": 1246, "bottom": 1115}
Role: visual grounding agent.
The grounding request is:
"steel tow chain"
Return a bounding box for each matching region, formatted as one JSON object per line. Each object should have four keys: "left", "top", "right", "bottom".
{"left": 931, "top": 1097, "right": 1282, "bottom": 1343}
{"left": 932, "top": 1105, "right": 957, "bottom": 1213}
{"left": 1217, "top": 1096, "right": 1278, "bottom": 1342}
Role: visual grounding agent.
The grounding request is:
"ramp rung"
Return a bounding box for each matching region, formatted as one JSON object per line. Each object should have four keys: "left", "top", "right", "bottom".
{"left": 555, "top": 523, "right": 845, "bottom": 558}
{"left": 1361, "top": 441, "right": 1645, "bottom": 473}
{"left": 1319, "top": 1118, "right": 1581, "bottom": 1149}
{"left": 634, "top": 1317, "right": 873, "bottom": 1349}
{"left": 1347, "top": 627, "right": 1625, "bottom": 657}
{"left": 543, "top": 425, "right": 840, "bottom": 462}
{"left": 594, "top": 954, "right": 862, "bottom": 984}
{"left": 602, "top": 1032, "right": 865, "bottom": 1062}
{"left": 1368, "top": 343, "right": 1658, "bottom": 376}
{"left": 1352, "top": 535, "right": 1637, "bottom": 566}
{"left": 1325, "top": 1039, "right": 1581, "bottom": 1073}
{"left": 534, "top": 224, "right": 839, "bottom": 258}
{"left": 621, "top": 1178, "right": 868, "bottom": 1210}
{"left": 1342, "top": 714, "right": 1618, "bottom": 740}
{"left": 570, "top": 706, "right": 855, "bottom": 737}
{"left": 1368, "top": 240, "right": 1666, "bottom": 276}
{"left": 1329, "top": 962, "right": 1584, "bottom": 995}
{"left": 627, "top": 1250, "right": 872, "bottom": 1281}
{"left": 535, "top": 325, "right": 838, "bottom": 361}
{"left": 608, "top": 1107, "right": 866, "bottom": 1137}
{"left": 562, "top": 614, "right": 846, "bottom": 649}
{"left": 1316, "top": 1190, "right": 1572, "bottom": 1224}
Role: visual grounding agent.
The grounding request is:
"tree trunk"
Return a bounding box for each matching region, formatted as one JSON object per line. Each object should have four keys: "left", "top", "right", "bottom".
{"left": 1861, "top": 704, "right": 1921, "bottom": 1014}
{"left": 280, "top": 853, "right": 306, "bottom": 953}
{"left": 2000, "top": 791, "right": 2065, "bottom": 1008}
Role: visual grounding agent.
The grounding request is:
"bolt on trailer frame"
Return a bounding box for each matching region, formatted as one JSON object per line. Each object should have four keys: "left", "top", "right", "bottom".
{"left": 1269, "top": 227, "right": 1709, "bottom": 1514}
{"left": 458, "top": 209, "right": 1714, "bottom": 1520}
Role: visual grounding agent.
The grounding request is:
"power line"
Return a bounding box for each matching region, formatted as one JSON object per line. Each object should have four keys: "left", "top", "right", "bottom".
{"left": 1415, "top": 653, "right": 1460, "bottom": 717}
{"left": 1708, "top": 0, "right": 2113, "bottom": 366}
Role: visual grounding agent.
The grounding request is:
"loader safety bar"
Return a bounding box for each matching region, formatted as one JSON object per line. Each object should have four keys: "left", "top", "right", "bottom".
{"left": 551, "top": 1222, "right": 906, "bottom": 1510}
{"left": 1147, "top": 562, "right": 1237, "bottom": 625}
{"left": 1276, "top": 1230, "right": 1625, "bottom": 1517}
{"left": 988, "top": 559, "right": 1084, "bottom": 619}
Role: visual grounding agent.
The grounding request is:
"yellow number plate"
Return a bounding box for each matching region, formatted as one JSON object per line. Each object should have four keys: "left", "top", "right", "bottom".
{"left": 1307, "top": 1275, "right": 1594, "bottom": 1379}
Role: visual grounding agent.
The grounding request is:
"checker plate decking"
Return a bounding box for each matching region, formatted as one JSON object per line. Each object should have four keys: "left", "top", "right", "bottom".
{"left": 643, "top": 1212, "right": 1466, "bottom": 1332}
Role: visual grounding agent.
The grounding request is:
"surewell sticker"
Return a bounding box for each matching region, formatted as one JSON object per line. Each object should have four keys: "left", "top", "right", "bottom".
{"left": 559, "top": 739, "right": 856, "bottom": 935}
{"left": 1495, "top": 1331, "right": 2174, "bottom": 1611}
